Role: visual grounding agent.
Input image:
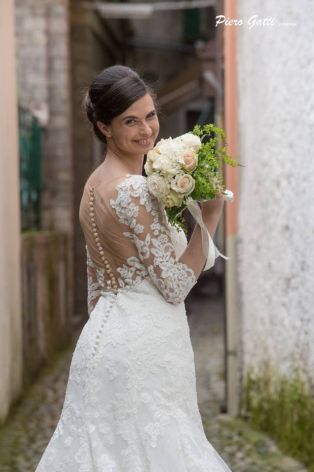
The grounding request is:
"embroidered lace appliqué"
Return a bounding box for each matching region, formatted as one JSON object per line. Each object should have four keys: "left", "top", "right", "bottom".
{"left": 109, "top": 176, "right": 197, "bottom": 305}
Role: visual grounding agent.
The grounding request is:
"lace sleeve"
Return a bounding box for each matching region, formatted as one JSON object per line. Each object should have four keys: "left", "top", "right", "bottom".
{"left": 86, "top": 246, "right": 102, "bottom": 316}
{"left": 110, "top": 176, "right": 197, "bottom": 305}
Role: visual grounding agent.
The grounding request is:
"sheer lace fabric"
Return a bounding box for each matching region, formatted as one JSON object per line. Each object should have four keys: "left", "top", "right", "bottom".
{"left": 35, "top": 165, "right": 232, "bottom": 471}
{"left": 80, "top": 170, "right": 198, "bottom": 314}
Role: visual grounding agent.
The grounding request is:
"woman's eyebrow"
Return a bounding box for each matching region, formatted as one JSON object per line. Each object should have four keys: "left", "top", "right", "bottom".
{"left": 122, "top": 110, "right": 156, "bottom": 120}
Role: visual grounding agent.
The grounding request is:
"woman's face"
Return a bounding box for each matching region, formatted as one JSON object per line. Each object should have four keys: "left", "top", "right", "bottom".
{"left": 101, "top": 93, "right": 160, "bottom": 156}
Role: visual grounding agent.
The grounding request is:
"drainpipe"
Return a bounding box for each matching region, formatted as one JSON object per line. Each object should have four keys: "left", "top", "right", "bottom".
{"left": 224, "top": 0, "right": 240, "bottom": 416}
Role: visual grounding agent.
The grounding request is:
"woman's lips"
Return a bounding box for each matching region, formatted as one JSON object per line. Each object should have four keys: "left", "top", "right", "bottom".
{"left": 134, "top": 138, "right": 153, "bottom": 146}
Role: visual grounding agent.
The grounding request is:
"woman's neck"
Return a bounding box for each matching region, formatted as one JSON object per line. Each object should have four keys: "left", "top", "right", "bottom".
{"left": 103, "top": 147, "right": 144, "bottom": 176}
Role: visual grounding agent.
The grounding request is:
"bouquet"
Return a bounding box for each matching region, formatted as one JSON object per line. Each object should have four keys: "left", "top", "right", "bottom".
{"left": 144, "top": 124, "right": 238, "bottom": 232}
{"left": 144, "top": 124, "right": 238, "bottom": 270}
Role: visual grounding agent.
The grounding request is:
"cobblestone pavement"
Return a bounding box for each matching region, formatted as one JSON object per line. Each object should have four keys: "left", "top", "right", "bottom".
{"left": 0, "top": 286, "right": 308, "bottom": 471}
{"left": 0, "top": 336, "right": 77, "bottom": 472}
{"left": 186, "top": 282, "right": 227, "bottom": 418}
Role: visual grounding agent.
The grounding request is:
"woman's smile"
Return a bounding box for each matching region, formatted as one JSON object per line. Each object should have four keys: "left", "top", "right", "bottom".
{"left": 133, "top": 137, "right": 154, "bottom": 147}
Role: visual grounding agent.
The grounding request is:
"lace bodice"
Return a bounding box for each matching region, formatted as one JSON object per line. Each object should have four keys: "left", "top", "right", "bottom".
{"left": 79, "top": 171, "right": 198, "bottom": 315}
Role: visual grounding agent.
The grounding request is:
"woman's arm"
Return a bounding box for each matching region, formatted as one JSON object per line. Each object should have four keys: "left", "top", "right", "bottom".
{"left": 178, "top": 195, "right": 224, "bottom": 278}
{"left": 111, "top": 176, "right": 224, "bottom": 305}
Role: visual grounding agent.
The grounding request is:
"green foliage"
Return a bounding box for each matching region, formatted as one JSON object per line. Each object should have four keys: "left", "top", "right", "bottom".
{"left": 166, "top": 123, "right": 239, "bottom": 230}
{"left": 191, "top": 124, "right": 238, "bottom": 202}
{"left": 192, "top": 123, "right": 238, "bottom": 167}
{"left": 166, "top": 206, "right": 188, "bottom": 234}
{"left": 241, "top": 363, "right": 314, "bottom": 470}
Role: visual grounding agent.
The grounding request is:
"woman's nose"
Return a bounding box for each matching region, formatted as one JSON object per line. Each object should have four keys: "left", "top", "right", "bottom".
{"left": 140, "top": 121, "right": 152, "bottom": 136}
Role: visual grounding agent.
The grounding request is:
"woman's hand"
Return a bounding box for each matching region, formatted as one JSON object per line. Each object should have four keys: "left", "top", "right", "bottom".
{"left": 199, "top": 195, "right": 225, "bottom": 237}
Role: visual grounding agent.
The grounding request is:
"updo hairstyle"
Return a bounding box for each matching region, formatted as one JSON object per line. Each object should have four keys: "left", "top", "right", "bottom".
{"left": 84, "top": 65, "right": 156, "bottom": 143}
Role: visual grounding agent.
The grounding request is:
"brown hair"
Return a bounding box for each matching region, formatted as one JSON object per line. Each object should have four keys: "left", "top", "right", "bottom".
{"left": 84, "top": 65, "right": 156, "bottom": 143}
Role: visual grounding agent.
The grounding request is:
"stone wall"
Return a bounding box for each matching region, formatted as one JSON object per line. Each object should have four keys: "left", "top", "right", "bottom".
{"left": 21, "top": 231, "right": 72, "bottom": 387}
{"left": 15, "top": 0, "right": 74, "bottom": 328}
{"left": 12, "top": 0, "right": 75, "bottom": 414}
{"left": 237, "top": 1, "right": 314, "bottom": 385}
{"left": 15, "top": 0, "right": 73, "bottom": 234}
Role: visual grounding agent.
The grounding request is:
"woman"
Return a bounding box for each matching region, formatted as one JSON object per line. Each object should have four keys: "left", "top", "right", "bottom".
{"left": 35, "top": 65, "right": 232, "bottom": 471}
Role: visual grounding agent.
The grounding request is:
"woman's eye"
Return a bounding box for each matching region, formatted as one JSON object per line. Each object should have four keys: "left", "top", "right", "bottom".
{"left": 125, "top": 119, "right": 137, "bottom": 125}
{"left": 124, "top": 112, "right": 156, "bottom": 125}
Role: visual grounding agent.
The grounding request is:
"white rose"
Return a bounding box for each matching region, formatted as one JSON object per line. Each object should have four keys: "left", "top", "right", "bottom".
{"left": 162, "top": 190, "right": 184, "bottom": 208}
{"left": 144, "top": 159, "right": 153, "bottom": 176}
{"left": 146, "top": 148, "right": 161, "bottom": 162}
{"left": 155, "top": 138, "right": 181, "bottom": 159}
{"left": 147, "top": 174, "right": 169, "bottom": 199}
{"left": 171, "top": 174, "right": 195, "bottom": 195}
{"left": 174, "top": 133, "right": 202, "bottom": 152}
{"left": 154, "top": 137, "right": 172, "bottom": 148}
{"left": 152, "top": 155, "right": 179, "bottom": 176}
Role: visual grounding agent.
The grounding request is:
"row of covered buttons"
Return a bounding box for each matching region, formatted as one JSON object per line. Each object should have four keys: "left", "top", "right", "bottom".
{"left": 91, "top": 295, "right": 115, "bottom": 357}
{"left": 88, "top": 186, "right": 118, "bottom": 294}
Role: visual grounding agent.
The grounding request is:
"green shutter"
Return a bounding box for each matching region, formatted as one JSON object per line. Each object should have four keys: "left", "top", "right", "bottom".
{"left": 19, "top": 106, "right": 43, "bottom": 231}
{"left": 183, "top": 9, "right": 201, "bottom": 42}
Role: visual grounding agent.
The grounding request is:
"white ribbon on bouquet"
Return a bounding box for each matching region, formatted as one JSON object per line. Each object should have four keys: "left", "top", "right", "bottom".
{"left": 186, "top": 189, "right": 233, "bottom": 271}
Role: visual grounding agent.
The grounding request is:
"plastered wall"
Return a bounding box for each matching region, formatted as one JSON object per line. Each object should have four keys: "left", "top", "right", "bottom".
{"left": 237, "top": 0, "right": 314, "bottom": 383}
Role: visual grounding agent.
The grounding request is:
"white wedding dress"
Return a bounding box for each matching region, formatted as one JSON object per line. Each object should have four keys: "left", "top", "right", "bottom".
{"left": 35, "top": 171, "right": 232, "bottom": 471}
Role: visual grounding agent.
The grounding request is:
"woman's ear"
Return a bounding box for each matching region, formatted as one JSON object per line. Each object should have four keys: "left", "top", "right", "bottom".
{"left": 96, "top": 121, "right": 112, "bottom": 138}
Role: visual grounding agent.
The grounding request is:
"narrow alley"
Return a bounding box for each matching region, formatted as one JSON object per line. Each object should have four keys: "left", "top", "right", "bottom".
{"left": 0, "top": 285, "right": 307, "bottom": 472}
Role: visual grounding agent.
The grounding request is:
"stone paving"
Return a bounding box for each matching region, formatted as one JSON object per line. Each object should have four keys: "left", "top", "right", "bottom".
{"left": 0, "top": 339, "right": 76, "bottom": 472}
{"left": 0, "top": 284, "right": 308, "bottom": 471}
{"left": 186, "top": 281, "right": 227, "bottom": 418}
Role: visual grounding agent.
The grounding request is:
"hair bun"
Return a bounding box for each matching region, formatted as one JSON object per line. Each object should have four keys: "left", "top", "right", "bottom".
{"left": 84, "top": 92, "right": 97, "bottom": 124}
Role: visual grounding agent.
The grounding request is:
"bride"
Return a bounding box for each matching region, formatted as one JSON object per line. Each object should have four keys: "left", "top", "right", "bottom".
{"left": 35, "top": 65, "right": 232, "bottom": 471}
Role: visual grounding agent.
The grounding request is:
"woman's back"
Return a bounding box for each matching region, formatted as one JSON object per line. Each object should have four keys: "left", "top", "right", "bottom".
{"left": 79, "top": 166, "right": 197, "bottom": 315}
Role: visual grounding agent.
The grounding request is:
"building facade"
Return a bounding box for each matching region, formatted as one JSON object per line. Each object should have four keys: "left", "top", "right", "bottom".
{"left": 224, "top": 0, "right": 314, "bottom": 436}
